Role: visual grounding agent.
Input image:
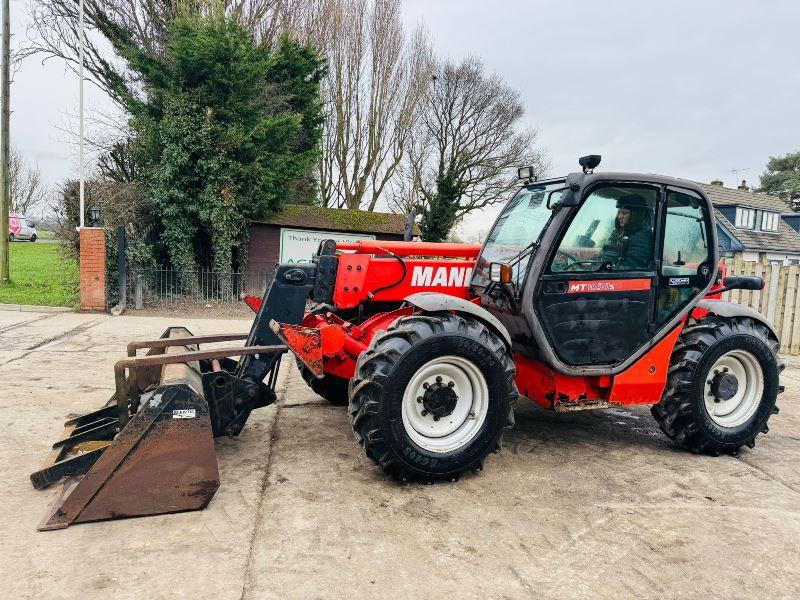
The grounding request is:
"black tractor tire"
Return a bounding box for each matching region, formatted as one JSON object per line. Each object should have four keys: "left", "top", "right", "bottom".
{"left": 298, "top": 360, "right": 349, "bottom": 406}
{"left": 651, "top": 316, "right": 783, "bottom": 455}
{"left": 349, "top": 312, "right": 517, "bottom": 482}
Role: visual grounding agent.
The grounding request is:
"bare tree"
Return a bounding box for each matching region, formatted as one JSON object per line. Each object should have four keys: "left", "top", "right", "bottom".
{"left": 97, "top": 139, "right": 138, "bottom": 182}
{"left": 28, "top": 0, "right": 433, "bottom": 211}
{"left": 8, "top": 147, "right": 47, "bottom": 215}
{"left": 23, "top": 0, "right": 304, "bottom": 107}
{"left": 293, "top": 0, "right": 432, "bottom": 210}
{"left": 400, "top": 56, "right": 548, "bottom": 241}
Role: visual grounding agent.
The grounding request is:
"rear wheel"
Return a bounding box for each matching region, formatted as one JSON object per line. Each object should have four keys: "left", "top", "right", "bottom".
{"left": 349, "top": 312, "right": 517, "bottom": 482}
{"left": 30, "top": 234, "right": 37, "bottom": 242}
{"left": 8, "top": 233, "right": 13, "bottom": 242}
{"left": 651, "top": 316, "right": 783, "bottom": 455}
{"left": 298, "top": 361, "right": 349, "bottom": 406}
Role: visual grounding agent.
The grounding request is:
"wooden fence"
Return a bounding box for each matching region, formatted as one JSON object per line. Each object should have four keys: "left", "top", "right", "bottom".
{"left": 720, "top": 259, "right": 800, "bottom": 354}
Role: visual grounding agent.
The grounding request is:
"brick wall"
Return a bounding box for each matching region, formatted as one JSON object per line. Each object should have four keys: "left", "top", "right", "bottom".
{"left": 80, "top": 227, "right": 106, "bottom": 311}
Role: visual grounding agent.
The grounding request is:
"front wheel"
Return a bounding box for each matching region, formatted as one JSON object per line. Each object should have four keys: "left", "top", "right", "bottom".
{"left": 30, "top": 234, "right": 37, "bottom": 242}
{"left": 349, "top": 312, "right": 517, "bottom": 482}
{"left": 651, "top": 316, "right": 783, "bottom": 455}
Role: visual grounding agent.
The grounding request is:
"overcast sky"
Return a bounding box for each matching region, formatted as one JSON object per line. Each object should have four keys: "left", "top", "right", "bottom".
{"left": 9, "top": 0, "right": 800, "bottom": 238}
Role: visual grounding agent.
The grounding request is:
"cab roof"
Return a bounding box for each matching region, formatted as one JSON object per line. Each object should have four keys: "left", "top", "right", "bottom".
{"left": 573, "top": 171, "right": 707, "bottom": 198}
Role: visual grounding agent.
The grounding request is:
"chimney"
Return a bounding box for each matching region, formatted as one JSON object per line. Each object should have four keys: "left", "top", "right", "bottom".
{"left": 710, "top": 179, "right": 723, "bottom": 187}
{"left": 738, "top": 179, "right": 749, "bottom": 192}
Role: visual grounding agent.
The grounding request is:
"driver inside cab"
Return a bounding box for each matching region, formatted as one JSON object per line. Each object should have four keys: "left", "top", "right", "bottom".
{"left": 596, "top": 194, "right": 653, "bottom": 270}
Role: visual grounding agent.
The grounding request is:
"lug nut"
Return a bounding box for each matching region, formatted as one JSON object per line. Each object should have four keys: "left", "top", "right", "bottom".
{"left": 447, "top": 381, "right": 455, "bottom": 388}
{"left": 436, "top": 376, "right": 443, "bottom": 384}
{"left": 433, "top": 415, "right": 440, "bottom": 421}
{"left": 417, "top": 396, "right": 423, "bottom": 403}
{"left": 421, "top": 409, "right": 429, "bottom": 416}
{"left": 423, "top": 382, "right": 429, "bottom": 389}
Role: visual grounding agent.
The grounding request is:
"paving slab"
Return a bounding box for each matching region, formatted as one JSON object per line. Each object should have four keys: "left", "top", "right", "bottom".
{"left": 1, "top": 312, "right": 799, "bottom": 599}
{"left": 243, "top": 366, "right": 800, "bottom": 600}
{"left": 0, "top": 313, "right": 273, "bottom": 600}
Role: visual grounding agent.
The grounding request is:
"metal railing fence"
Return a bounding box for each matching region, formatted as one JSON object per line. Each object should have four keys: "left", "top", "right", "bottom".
{"left": 127, "top": 267, "right": 271, "bottom": 310}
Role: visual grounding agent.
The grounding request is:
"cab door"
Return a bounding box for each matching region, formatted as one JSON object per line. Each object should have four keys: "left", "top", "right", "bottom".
{"left": 534, "top": 183, "right": 660, "bottom": 366}
{"left": 655, "top": 186, "right": 714, "bottom": 327}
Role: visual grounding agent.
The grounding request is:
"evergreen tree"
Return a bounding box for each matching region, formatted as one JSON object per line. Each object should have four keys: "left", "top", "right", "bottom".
{"left": 115, "top": 17, "right": 325, "bottom": 271}
{"left": 758, "top": 151, "right": 800, "bottom": 211}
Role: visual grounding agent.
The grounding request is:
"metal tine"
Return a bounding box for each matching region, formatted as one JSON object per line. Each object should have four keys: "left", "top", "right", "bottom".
{"left": 65, "top": 403, "right": 121, "bottom": 426}
{"left": 52, "top": 420, "right": 119, "bottom": 450}
{"left": 30, "top": 448, "right": 107, "bottom": 490}
{"left": 68, "top": 416, "right": 117, "bottom": 437}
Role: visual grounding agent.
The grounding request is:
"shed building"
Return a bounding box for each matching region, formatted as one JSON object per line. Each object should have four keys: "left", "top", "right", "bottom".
{"left": 248, "top": 204, "right": 419, "bottom": 275}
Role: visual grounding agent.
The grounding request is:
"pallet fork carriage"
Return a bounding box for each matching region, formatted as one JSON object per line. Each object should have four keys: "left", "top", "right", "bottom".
{"left": 32, "top": 156, "right": 784, "bottom": 529}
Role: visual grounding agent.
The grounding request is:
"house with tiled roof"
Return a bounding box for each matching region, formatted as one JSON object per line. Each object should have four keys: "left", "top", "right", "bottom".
{"left": 702, "top": 180, "right": 800, "bottom": 265}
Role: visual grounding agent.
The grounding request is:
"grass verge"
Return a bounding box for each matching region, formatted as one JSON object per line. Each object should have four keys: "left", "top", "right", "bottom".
{"left": 0, "top": 242, "right": 79, "bottom": 307}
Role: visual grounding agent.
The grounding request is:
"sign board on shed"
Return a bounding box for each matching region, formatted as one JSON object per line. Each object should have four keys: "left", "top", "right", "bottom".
{"left": 279, "top": 228, "right": 376, "bottom": 263}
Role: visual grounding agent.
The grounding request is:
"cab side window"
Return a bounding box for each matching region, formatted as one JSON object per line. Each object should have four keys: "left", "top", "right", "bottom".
{"left": 657, "top": 190, "right": 712, "bottom": 324}
{"left": 550, "top": 186, "right": 657, "bottom": 273}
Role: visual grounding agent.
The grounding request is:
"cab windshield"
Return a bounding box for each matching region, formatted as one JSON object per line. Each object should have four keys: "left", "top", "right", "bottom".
{"left": 472, "top": 180, "right": 564, "bottom": 288}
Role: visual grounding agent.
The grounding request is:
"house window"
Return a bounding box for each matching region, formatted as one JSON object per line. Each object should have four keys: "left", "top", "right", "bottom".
{"left": 761, "top": 211, "right": 779, "bottom": 232}
{"left": 735, "top": 207, "right": 756, "bottom": 229}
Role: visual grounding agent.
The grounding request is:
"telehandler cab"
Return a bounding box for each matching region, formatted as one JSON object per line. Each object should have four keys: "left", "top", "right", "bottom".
{"left": 31, "top": 155, "right": 782, "bottom": 529}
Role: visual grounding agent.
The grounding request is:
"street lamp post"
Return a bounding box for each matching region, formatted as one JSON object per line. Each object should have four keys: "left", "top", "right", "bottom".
{"left": 0, "top": 0, "right": 10, "bottom": 283}
{"left": 78, "top": 0, "right": 85, "bottom": 229}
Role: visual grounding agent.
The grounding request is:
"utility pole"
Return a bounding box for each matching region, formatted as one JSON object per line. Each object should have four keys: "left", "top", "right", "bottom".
{"left": 0, "top": 0, "right": 10, "bottom": 283}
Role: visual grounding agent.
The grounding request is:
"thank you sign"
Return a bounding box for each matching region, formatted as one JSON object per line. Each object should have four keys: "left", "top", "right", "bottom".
{"left": 279, "top": 228, "right": 376, "bottom": 263}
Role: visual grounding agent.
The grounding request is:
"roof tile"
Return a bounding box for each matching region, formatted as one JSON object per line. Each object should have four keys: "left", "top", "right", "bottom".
{"left": 253, "top": 204, "right": 420, "bottom": 236}
{"left": 698, "top": 183, "right": 787, "bottom": 212}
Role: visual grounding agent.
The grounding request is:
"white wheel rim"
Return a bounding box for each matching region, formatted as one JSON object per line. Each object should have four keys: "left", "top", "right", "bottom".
{"left": 703, "top": 349, "right": 763, "bottom": 428}
{"left": 401, "top": 355, "right": 489, "bottom": 453}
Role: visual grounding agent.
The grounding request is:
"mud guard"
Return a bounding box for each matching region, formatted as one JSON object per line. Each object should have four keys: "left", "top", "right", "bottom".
{"left": 404, "top": 292, "right": 512, "bottom": 349}
{"left": 693, "top": 299, "right": 779, "bottom": 339}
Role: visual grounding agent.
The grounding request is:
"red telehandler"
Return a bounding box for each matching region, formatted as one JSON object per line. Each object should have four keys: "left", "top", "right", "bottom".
{"left": 31, "top": 156, "right": 782, "bottom": 529}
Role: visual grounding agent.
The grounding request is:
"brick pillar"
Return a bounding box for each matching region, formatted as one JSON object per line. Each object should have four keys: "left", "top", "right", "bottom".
{"left": 80, "top": 227, "right": 106, "bottom": 311}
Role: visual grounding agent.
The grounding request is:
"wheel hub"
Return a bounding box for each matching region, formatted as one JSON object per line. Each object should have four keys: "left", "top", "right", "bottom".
{"left": 710, "top": 371, "right": 738, "bottom": 401}
{"left": 401, "top": 355, "right": 490, "bottom": 453}
{"left": 422, "top": 378, "right": 458, "bottom": 419}
{"left": 703, "top": 349, "right": 764, "bottom": 428}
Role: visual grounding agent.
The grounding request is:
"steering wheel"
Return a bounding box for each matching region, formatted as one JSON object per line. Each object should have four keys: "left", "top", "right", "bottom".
{"left": 555, "top": 249, "right": 598, "bottom": 272}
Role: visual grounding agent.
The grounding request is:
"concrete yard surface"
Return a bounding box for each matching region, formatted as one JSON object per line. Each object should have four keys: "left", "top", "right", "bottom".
{"left": 1, "top": 310, "right": 799, "bottom": 599}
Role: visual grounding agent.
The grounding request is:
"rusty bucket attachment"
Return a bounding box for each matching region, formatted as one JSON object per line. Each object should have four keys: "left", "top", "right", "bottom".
{"left": 31, "top": 327, "right": 285, "bottom": 530}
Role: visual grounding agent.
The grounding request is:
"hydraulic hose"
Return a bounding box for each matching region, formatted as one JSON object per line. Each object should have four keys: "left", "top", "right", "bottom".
{"left": 365, "top": 248, "right": 407, "bottom": 302}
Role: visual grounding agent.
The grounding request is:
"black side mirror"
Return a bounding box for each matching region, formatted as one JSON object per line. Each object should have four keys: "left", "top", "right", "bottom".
{"left": 548, "top": 172, "right": 585, "bottom": 208}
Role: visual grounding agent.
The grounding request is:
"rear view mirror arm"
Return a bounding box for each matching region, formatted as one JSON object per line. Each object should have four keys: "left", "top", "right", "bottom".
{"left": 546, "top": 182, "right": 581, "bottom": 209}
